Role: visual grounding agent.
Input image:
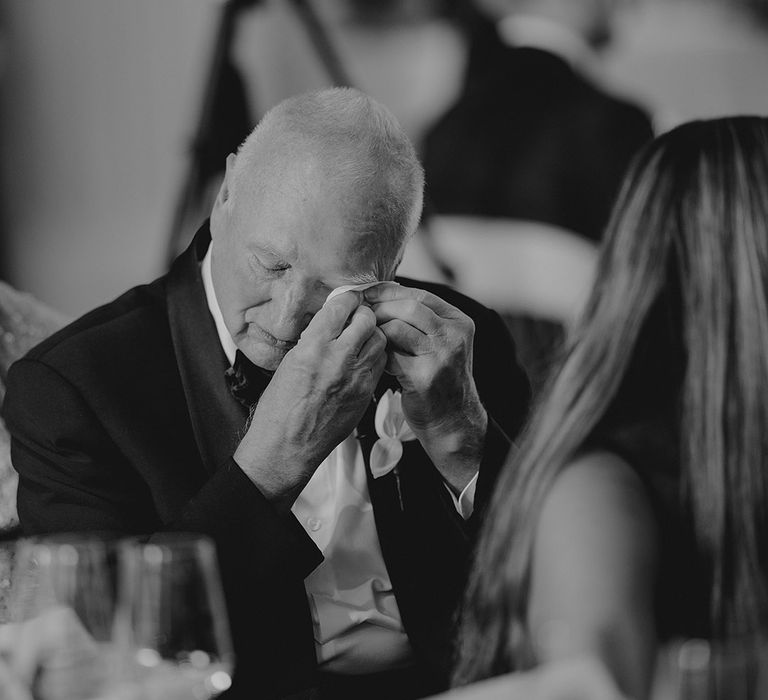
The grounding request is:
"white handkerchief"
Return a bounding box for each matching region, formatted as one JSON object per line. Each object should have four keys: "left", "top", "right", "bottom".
{"left": 324, "top": 281, "right": 383, "bottom": 306}
{"left": 299, "top": 283, "right": 385, "bottom": 345}
{"left": 370, "top": 389, "right": 416, "bottom": 479}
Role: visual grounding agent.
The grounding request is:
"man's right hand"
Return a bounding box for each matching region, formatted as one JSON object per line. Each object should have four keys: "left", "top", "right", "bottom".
{"left": 234, "top": 290, "right": 387, "bottom": 509}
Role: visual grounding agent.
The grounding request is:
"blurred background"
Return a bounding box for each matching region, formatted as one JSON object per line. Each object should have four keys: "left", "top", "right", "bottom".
{"left": 0, "top": 0, "right": 766, "bottom": 384}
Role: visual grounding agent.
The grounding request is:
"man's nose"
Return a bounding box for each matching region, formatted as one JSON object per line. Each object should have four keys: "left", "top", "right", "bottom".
{"left": 271, "top": 281, "right": 321, "bottom": 341}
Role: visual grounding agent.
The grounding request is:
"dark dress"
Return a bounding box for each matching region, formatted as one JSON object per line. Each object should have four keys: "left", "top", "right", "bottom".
{"left": 422, "top": 39, "right": 654, "bottom": 394}
{"left": 583, "top": 290, "right": 710, "bottom": 639}
{"left": 587, "top": 413, "right": 712, "bottom": 641}
{"left": 422, "top": 44, "right": 654, "bottom": 243}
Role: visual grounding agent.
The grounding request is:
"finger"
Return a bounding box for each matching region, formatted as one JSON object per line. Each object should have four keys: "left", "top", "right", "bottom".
{"left": 370, "top": 299, "right": 440, "bottom": 335}
{"left": 337, "top": 304, "right": 377, "bottom": 355}
{"left": 365, "top": 283, "right": 461, "bottom": 318}
{"left": 370, "top": 346, "right": 388, "bottom": 384}
{"left": 302, "top": 290, "right": 363, "bottom": 341}
{"left": 356, "top": 327, "right": 386, "bottom": 365}
{"left": 326, "top": 281, "right": 380, "bottom": 304}
{"left": 384, "top": 348, "right": 409, "bottom": 378}
{"left": 383, "top": 350, "right": 425, "bottom": 390}
{"left": 379, "top": 318, "right": 430, "bottom": 355}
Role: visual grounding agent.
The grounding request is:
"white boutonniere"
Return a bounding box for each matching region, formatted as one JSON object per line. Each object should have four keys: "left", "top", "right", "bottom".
{"left": 370, "top": 389, "right": 416, "bottom": 479}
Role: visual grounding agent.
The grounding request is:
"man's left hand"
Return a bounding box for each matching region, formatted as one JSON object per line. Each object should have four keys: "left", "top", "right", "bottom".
{"left": 364, "top": 283, "right": 487, "bottom": 494}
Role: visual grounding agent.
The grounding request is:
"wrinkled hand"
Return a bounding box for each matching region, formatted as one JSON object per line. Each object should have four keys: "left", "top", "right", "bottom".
{"left": 235, "top": 291, "right": 387, "bottom": 507}
{"left": 364, "top": 283, "right": 487, "bottom": 493}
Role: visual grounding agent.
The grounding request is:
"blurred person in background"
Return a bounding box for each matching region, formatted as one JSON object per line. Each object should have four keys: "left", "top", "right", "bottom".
{"left": 0, "top": 285, "right": 68, "bottom": 700}
{"left": 0, "top": 282, "right": 67, "bottom": 538}
{"left": 3, "top": 88, "right": 530, "bottom": 700}
{"left": 437, "top": 116, "right": 768, "bottom": 700}
{"left": 423, "top": 0, "right": 654, "bottom": 244}
{"left": 421, "top": 0, "right": 655, "bottom": 394}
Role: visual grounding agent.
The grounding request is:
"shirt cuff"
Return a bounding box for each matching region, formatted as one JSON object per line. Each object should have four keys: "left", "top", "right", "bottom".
{"left": 444, "top": 472, "right": 479, "bottom": 520}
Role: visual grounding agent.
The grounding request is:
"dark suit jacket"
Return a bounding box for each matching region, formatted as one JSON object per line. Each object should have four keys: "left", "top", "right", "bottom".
{"left": 423, "top": 45, "right": 654, "bottom": 242}
{"left": 3, "top": 225, "right": 530, "bottom": 699}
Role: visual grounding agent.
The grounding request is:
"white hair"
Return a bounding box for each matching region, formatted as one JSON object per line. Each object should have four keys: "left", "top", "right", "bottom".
{"left": 230, "top": 88, "right": 424, "bottom": 276}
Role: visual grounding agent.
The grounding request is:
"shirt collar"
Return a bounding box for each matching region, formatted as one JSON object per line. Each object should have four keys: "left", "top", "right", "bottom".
{"left": 201, "top": 243, "right": 238, "bottom": 367}
{"left": 497, "top": 14, "right": 596, "bottom": 73}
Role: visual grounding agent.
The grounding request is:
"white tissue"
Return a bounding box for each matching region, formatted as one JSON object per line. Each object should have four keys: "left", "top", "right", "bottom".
{"left": 324, "top": 281, "right": 384, "bottom": 306}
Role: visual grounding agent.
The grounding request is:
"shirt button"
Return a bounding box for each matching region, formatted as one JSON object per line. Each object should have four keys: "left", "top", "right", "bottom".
{"left": 307, "top": 517, "right": 322, "bottom": 532}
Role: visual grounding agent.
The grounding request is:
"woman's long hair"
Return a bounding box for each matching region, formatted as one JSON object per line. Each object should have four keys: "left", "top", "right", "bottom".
{"left": 453, "top": 117, "right": 768, "bottom": 684}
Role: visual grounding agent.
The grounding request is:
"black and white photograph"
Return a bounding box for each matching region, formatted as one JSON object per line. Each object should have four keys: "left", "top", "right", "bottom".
{"left": 0, "top": 1, "right": 768, "bottom": 699}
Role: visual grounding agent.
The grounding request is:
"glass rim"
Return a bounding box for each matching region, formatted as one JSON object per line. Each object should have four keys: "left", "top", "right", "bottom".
{"left": 15, "top": 532, "right": 127, "bottom": 550}
{"left": 118, "top": 532, "right": 217, "bottom": 560}
{"left": 668, "top": 636, "right": 768, "bottom": 672}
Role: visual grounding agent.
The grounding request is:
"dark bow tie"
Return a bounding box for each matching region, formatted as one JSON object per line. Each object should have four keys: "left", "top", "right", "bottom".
{"left": 224, "top": 350, "right": 273, "bottom": 409}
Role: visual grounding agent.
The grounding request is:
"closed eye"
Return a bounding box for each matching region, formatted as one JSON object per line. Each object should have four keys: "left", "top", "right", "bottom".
{"left": 250, "top": 254, "right": 289, "bottom": 274}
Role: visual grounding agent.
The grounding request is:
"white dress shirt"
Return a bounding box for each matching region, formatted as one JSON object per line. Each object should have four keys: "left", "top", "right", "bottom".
{"left": 201, "top": 247, "right": 476, "bottom": 673}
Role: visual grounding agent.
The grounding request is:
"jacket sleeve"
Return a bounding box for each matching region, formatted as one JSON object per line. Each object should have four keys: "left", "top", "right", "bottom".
{"left": 5, "top": 356, "right": 321, "bottom": 573}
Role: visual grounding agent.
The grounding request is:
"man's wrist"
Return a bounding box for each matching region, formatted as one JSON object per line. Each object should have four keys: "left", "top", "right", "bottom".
{"left": 418, "top": 404, "right": 488, "bottom": 494}
{"left": 232, "top": 446, "right": 311, "bottom": 512}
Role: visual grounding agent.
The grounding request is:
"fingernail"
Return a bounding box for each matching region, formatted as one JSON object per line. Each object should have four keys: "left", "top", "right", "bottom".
{"left": 364, "top": 287, "right": 379, "bottom": 300}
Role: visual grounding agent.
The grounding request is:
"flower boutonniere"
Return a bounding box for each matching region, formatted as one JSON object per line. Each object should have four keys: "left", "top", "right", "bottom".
{"left": 370, "top": 389, "right": 416, "bottom": 480}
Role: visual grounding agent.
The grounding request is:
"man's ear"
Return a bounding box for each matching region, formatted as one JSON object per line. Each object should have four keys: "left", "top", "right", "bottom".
{"left": 211, "top": 154, "right": 237, "bottom": 235}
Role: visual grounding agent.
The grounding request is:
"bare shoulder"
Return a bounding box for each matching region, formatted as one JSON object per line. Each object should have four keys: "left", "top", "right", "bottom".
{"left": 545, "top": 451, "right": 648, "bottom": 512}
{"left": 530, "top": 450, "right": 657, "bottom": 630}
{"left": 535, "top": 449, "right": 656, "bottom": 568}
{"left": 529, "top": 451, "right": 658, "bottom": 696}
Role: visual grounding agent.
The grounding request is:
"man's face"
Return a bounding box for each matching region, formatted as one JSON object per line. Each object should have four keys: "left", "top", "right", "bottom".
{"left": 210, "top": 159, "right": 385, "bottom": 371}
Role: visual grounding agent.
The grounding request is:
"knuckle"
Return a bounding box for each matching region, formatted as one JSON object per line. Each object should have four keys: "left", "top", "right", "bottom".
{"left": 378, "top": 319, "right": 397, "bottom": 338}
{"left": 300, "top": 336, "right": 321, "bottom": 355}
{"left": 415, "top": 334, "right": 431, "bottom": 354}
{"left": 365, "top": 331, "right": 385, "bottom": 355}
{"left": 323, "top": 304, "right": 346, "bottom": 328}
{"left": 357, "top": 304, "right": 376, "bottom": 325}
{"left": 402, "top": 300, "right": 420, "bottom": 316}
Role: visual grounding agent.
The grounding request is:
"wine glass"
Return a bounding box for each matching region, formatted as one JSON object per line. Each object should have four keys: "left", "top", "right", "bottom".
{"left": 653, "top": 638, "right": 768, "bottom": 700}
{"left": 8, "top": 534, "right": 123, "bottom": 700}
{"left": 115, "top": 533, "right": 234, "bottom": 700}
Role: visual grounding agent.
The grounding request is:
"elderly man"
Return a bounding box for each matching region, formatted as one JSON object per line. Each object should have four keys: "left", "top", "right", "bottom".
{"left": 4, "top": 89, "right": 529, "bottom": 699}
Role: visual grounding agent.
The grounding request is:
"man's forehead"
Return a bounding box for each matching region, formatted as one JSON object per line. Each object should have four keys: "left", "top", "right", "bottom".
{"left": 307, "top": 242, "right": 381, "bottom": 285}
{"left": 246, "top": 239, "right": 297, "bottom": 262}
{"left": 246, "top": 232, "right": 380, "bottom": 284}
{"left": 232, "top": 168, "right": 392, "bottom": 280}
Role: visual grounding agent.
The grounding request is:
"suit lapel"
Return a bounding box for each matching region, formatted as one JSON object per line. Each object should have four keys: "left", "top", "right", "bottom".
{"left": 166, "top": 223, "right": 248, "bottom": 476}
